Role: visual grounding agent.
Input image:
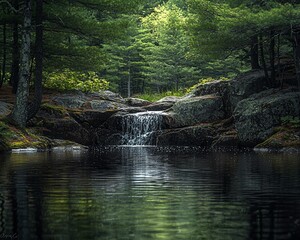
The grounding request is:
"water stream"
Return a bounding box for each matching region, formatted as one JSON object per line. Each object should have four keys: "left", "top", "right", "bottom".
{"left": 121, "top": 111, "right": 166, "bottom": 145}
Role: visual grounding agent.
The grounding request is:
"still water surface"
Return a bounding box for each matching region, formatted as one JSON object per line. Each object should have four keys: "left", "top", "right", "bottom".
{"left": 0, "top": 147, "right": 300, "bottom": 240}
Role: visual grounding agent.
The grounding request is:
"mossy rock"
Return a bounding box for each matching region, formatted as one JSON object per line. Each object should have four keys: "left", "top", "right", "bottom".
{"left": 255, "top": 127, "right": 300, "bottom": 150}
{"left": 0, "top": 120, "right": 51, "bottom": 152}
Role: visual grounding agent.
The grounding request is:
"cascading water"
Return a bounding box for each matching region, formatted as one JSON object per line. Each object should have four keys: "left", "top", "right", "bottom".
{"left": 121, "top": 111, "right": 165, "bottom": 145}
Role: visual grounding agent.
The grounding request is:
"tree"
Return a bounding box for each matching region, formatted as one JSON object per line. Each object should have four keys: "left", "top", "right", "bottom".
{"left": 140, "top": 3, "right": 200, "bottom": 92}
{"left": 10, "top": 0, "right": 31, "bottom": 127}
{"left": 186, "top": 0, "right": 300, "bottom": 89}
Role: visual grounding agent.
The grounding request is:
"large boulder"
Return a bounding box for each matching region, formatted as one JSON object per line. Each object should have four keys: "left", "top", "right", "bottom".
{"left": 234, "top": 88, "right": 300, "bottom": 146}
{"left": 185, "top": 80, "right": 231, "bottom": 115}
{"left": 157, "top": 124, "right": 216, "bottom": 146}
{"left": 52, "top": 94, "right": 88, "bottom": 109}
{"left": 40, "top": 117, "right": 92, "bottom": 145}
{"left": 187, "top": 80, "right": 229, "bottom": 98}
{"left": 70, "top": 109, "right": 119, "bottom": 128}
{"left": 229, "top": 70, "right": 268, "bottom": 110}
{"left": 32, "top": 104, "right": 93, "bottom": 145}
{"left": 171, "top": 95, "right": 225, "bottom": 127}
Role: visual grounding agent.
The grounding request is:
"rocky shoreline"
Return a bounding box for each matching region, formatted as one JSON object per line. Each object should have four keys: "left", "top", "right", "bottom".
{"left": 1, "top": 70, "right": 300, "bottom": 153}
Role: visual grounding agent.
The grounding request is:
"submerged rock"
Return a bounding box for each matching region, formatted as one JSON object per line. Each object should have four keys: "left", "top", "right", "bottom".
{"left": 234, "top": 88, "right": 300, "bottom": 146}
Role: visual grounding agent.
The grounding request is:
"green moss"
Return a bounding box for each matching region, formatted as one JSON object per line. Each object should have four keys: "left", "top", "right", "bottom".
{"left": 41, "top": 103, "right": 68, "bottom": 115}
{"left": 0, "top": 120, "right": 51, "bottom": 151}
{"left": 135, "top": 90, "right": 185, "bottom": 102}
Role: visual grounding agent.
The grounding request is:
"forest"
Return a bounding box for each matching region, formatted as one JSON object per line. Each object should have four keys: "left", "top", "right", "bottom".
{"left": 0, "top": 0, "right": 300, "bottom": 127}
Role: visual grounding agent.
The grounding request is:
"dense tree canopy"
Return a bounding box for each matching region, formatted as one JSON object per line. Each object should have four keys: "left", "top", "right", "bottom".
{"left": 0, "top": 0, "right": 300, "bottom": 126}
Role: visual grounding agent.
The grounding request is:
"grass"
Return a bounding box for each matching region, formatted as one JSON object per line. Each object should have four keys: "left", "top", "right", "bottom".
{"left": 134, "top": 90, "right": 186, "bottom": 102}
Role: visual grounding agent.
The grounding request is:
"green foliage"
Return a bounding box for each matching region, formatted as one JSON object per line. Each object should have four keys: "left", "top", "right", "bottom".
{"left": 135, "top": 89, "right": 186, "bottom": 102}
{"left": 281, "top": 116, "right": 300, "bottom": 128}
{"left": 44, "top": 70, "right": 109, "bottom": 92}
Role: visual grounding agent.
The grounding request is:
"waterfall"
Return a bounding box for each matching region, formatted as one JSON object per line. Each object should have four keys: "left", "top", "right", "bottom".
{"left": 121, "top": 111, "right": 165, "bottom": 145}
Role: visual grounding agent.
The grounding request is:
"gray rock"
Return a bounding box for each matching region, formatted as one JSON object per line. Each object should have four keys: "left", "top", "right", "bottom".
{"left": 90, "top": 100, "right": 127, "bottom": 111}
{"left": 70, "top": 110, "right": 119, "bottom": 128}
{"left": 157, "top": 96, "right": 182, "bottom": 103}
{"left": 229, "top": 70, "right": 268, "bottom": 110}
{"left": 144, "top": 101, "right": 174, "bottom": 111}
{"left": 187, "top": 80, "right": 229, "bottom": 98}
{"left": 52, "top": 95, "right": 87, "bottom": 109}
{"left": 234, "top": 88, "right": 300, "bottom": 146}
{"left": 171, "top": 95, "right": 225, "bottom": 127}
{"left": 157, "top": 124, "right": 216, "bottom": 146}
{"left": 125, "top": 97, "right": 151, "bottom": 107}
{"left": 90, "top": 90, "right": 125, "bottom": 103}
{"left": 0, "top": 101, "right": 12, "bottom": 116}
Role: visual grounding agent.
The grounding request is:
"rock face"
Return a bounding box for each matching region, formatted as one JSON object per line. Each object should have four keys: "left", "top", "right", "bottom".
{"left": 187, "top": 80, "right": 229, "bottom": 98}
{"left": 171, "top": 95, "right": 225, "bottom": 127}
{"left": 157, "top": 124, "right": 216, "bottom": 146}
{"left": 229, "top": 70, "right": 268, "bottom": 110}
{"left": 1, "top": 69, "right": 296, "bottom": 151}
{"left": 52, "top": 94, "right": 87, "bottom": 109}
{"left": 234, "top": 89, "right": 300, "bottom": 146}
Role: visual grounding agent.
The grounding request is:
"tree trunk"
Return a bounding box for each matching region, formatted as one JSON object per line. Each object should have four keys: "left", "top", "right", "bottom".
{"left": 259, "top": 34, "right": 270, "bottom": 87}
{"left": 28, "top": 0, "right": 43, "bottom": 120}
{"left": 293, "top": 30, "right": 300, "bottom": 91}
{"left": 0, "top": 23, "right": 7, "bottom": 88}
{"left": 250, "top": 35, "right": 260, "bottom": 70}
{"left": 269, "top": 29, "right": 276, "bottom": 87}
{"left": 10, "top": 0, "right": 31, "bottom": 128}
{"left": 10, "top": 0, "right": 20, "bottom": 94}
{"left": 127, "top": 64, "right": 131, "bottom": 98}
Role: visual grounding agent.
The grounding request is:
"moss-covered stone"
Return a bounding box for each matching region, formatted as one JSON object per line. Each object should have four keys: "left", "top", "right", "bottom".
{"left": 0, "top": 120, "right": 51, "bottom": 152}
{"left": 171, "top": 95, "right": 225, "bottom": 127}
{"left": 234, "top": 88, "right": 300, "bottom": 146}
{"left": 255, "top": 126, "right": 300, "bottom": 151}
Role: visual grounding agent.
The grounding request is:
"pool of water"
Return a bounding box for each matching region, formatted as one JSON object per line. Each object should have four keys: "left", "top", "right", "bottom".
{"left": 0, "top": 147, "right": 300, "bottom": 240}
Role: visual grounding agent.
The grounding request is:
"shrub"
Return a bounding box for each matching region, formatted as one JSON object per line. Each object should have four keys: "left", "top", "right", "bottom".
{"left": 44, "top": 70, "right": 109, "bottom": 92}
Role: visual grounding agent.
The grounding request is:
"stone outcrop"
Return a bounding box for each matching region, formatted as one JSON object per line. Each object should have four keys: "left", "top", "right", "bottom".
{"left": 157, "top": 124, "right": 216, "bottom": 146}
{"left": 229, "top": 70, "right": 268, "bottom": 110}
{"left": 1, "top": 70, "right": 299, "bottom": 152}
{"left": 234, "top": 88, "right": 300, "bottom": 146}
{"left": 171, "top": 95, "right": 225, "bottom": 127}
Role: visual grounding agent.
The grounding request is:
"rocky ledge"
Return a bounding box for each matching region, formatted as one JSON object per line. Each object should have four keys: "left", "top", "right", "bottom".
{"left": 1, "top": 70, "right": 300, "bottom": 152}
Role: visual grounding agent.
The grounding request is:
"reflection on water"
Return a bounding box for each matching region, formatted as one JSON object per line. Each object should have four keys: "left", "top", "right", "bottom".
{"left": 0, "top": 147, "right": 300, "bottom": 240}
